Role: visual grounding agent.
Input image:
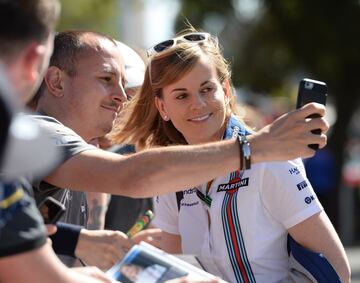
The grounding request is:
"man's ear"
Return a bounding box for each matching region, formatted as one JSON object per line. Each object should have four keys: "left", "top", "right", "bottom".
{"left": 22, "top": 42, "right": 45, "bottom": 85}
{"left": 154, "top": 96, "right": 170, "bottom": 121}
{"left": 44, "top": 66, "right": 65, "bottom": 97}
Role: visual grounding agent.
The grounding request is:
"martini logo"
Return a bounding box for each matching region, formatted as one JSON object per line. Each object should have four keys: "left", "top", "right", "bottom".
{"left": 217, "top": 177, "right": 249, "bottom": 192}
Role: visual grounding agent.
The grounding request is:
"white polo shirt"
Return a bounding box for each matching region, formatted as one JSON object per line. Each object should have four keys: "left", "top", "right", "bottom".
{"left": 153, "top": 158, "right": 323, "bottom": 283}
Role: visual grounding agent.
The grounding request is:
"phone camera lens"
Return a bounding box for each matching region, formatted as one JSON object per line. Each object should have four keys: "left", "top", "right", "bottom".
{"left": 305, "top": 81, "right": 314, "bottom": 90}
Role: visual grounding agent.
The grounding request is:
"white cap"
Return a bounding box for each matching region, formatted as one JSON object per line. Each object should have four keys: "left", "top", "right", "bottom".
{"left": 116, "top": 41, "right": 145, "bottom": 89}
{"left": 0, "top": 67, "right": 62, "bottom": 181}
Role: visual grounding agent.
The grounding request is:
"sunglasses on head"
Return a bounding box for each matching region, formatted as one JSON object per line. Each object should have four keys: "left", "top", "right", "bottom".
{"left": 147, "top": 32, "right": 210, "bottom": 57}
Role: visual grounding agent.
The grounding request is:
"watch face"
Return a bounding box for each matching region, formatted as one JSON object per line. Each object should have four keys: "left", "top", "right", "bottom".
{"left": 243, "top": 143, "right": 251, "bottom": 157}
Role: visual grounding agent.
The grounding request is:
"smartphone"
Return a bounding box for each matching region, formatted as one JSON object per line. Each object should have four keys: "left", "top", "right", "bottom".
{"left": 38, "top": 196, "right": 66, "bottom": 224}
{"left": 296, "top": 78, "right": 328, "bottom": 150}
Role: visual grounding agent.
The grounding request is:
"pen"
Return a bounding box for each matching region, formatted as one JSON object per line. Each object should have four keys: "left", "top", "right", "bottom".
{"left": 127, "top": 210, "right": 154, "bottom": 238}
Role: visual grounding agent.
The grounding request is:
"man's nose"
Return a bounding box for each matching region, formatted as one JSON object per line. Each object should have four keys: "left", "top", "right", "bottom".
{"left": 112, "top": 82, "right": 127, "bottom": 104}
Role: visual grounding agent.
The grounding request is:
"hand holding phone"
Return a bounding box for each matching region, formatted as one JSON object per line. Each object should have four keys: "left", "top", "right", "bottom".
{"left": 38, "top": 196, "right": 66, "bottom": 224}
{"left": 296, "top": 78, "right": 327, "bottom": 150}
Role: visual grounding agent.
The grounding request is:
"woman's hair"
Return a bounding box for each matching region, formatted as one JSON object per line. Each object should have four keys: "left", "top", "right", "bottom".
{"left": 110, "top": 27, "right": 242, "bottom": 149}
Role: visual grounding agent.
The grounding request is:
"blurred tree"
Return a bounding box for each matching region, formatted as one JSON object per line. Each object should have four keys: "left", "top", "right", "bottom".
{"left": 58, "top": 0, "right": 118, "bottom": 37}
{"left": 177, "top": 0, "right": 360, "bottom": 228}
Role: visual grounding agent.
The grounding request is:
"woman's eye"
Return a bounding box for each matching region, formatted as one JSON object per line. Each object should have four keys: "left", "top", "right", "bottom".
{"left": 176, "top": 93, "right": 187, "bottom": 100}
{"left": 201, "top": 87, "right": 214, "bottom": 93}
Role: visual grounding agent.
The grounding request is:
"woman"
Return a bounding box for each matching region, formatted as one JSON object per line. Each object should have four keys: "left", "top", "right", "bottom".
{"left": 111, "top": 29, "right": 350, "bottom": 283}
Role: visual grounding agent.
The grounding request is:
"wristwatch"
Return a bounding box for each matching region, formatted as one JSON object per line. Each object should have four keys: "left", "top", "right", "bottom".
{"left": 241, "top": 136, "right": 251, "bottom": 170}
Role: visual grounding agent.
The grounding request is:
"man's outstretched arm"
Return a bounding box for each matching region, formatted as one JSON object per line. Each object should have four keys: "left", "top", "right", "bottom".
{"left": 44, "top": 103, "right": 329, "bottom": 198}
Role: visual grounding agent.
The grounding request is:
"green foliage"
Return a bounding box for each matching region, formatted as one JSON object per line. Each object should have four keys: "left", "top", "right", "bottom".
{"left": 176, "top": 0, "right": 233, "bottom": 29}
{"left": 177, "top": 0, "right": 360, "bottom": 101}
{"left": 177, "top": 0, "right": 360, "bottom": 118}
{"left": 58, "top": 0, "right": 118, "bottom": 37}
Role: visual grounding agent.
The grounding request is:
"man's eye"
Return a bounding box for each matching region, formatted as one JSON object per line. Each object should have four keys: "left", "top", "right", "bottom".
{"left": 101, "top": 77, "right": 112, "bottom": 82}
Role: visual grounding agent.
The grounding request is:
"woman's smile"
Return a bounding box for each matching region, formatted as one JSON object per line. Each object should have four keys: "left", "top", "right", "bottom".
{"left": 187, "top": 113, "right": 212, "bottom": 122}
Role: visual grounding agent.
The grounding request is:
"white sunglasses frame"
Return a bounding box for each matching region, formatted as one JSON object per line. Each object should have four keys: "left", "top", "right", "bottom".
{"left": 147, "top": 32, "right": 210, "bottom": 57}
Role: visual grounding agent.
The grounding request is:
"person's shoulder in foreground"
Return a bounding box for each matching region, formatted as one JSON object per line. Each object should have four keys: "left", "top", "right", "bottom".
{"left": 0, "top": 0, "right": 118, "bottom": 282}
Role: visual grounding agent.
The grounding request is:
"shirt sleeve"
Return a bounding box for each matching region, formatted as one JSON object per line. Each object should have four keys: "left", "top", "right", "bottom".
{"left": 31, "top": 115, "right": 97, "bottom": 192}
{"left": 31, "top": 115, "right": 97, "bottom": 162}
{"left": 260, "top": 158, "right": 323, "bottom": 229}
{"left": 0, "top": 182, "right": 47, "bottom": 257}
{"left": 153, "top": 194, "right": 180, "bottom": 235}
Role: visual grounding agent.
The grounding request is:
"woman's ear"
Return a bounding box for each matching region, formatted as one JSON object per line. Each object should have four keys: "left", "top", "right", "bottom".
{"left": 44, "top": 66, "right": 65, "bottom": 97}
{"left": 222, "top": 79, "right": 231, "bottom": 99}
{"left": 154, "top": 97, "right": 170, "bottom": 121}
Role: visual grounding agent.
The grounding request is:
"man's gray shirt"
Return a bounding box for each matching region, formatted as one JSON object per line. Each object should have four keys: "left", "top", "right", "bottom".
{"left": 30, "top": 115, "right": 97, "bottom": 227}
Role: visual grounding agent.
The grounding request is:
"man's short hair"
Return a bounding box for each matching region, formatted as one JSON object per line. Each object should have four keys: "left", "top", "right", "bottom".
{"left": 49, "top": 30, "right": 117, "bottom": 76}
{"left": 30, "top": 30, "right": 117, "bottom": 107}
{"left": 0, "top": 0, "right": 60, "bottom": 59}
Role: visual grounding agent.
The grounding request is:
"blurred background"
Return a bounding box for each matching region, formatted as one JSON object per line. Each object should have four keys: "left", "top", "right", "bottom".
{"left": 58, "top": 0, "right": 360, "bottom": 279}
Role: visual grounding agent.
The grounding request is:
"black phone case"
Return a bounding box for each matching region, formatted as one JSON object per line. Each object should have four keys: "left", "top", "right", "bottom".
{"left": 296, "top": 78, "right": 327, "bottom": 150}
{"left": 38, "top": 196, "right": 66, "bottom": 224}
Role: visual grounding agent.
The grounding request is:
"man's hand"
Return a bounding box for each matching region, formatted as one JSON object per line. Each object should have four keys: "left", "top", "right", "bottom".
{"left": 45, "top": 224, "right": 57, "bottom": 246}
{"left": 165, "top": 276, "right": 221, "bottom": 283}
{"left": 71, "top": 266, "right": 117, "bottom": 283}
{"left": 75, "top": 229, "right": 134, "bottom": 270}
{"left": 250, "top": 103, "right": 329, "bottom": 163}
{"left": 45, "top": 224, "right": 57, "bottom": 236}
{"left": 131, "top": 228, "right": 163, "bottom": 249}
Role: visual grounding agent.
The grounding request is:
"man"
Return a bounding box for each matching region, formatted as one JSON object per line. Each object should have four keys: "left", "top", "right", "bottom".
{"left": 0, "top": 1, "right": 118, "bottom": 282}
{"left": 33, "top": 30, "right": 329, "bottom": 221}
{"left": 29, "top": 31, "right": 135, "bottom": 269}
{"left": 104, "top": 41, "right": 153, "bottom": 233}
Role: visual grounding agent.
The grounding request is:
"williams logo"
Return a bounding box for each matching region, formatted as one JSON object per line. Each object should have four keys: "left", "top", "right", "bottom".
{"left": 217, "top": 177, "right": 249, "bottom": 192}
{"left": 305, "top": 195, "right": 315, "bottom": 204}
{"left": 297, "top": 181, "right": 308, "bottom": 191}
{"left": 289, "top": 167, "right": 300, "bottom": 175}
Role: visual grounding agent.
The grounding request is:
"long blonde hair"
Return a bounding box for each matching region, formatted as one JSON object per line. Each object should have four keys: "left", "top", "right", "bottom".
{"left": 110, "top": 28, "right": 242, "bottom": 150}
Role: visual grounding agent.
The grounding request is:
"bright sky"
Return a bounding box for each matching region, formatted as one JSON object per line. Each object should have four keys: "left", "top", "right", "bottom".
{"left": 117, "top": 0, "right": 180, "bottom": 49}
{"left": 117, "top": 0, "right": 260, "bottom": 50}
{"left": 143, "top": 0, "right": 180, "bottom": 48}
